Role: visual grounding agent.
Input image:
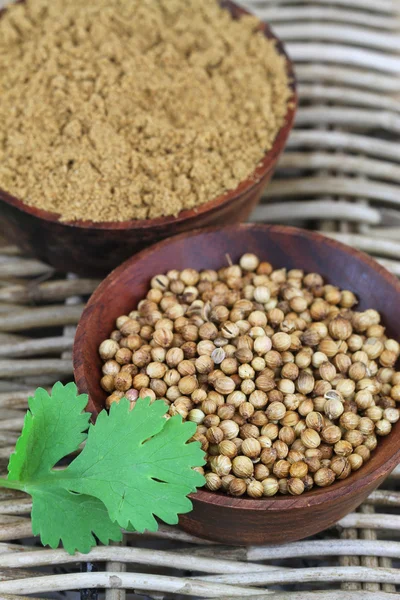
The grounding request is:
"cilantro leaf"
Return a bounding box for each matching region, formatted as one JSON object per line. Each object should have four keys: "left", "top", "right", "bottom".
{"left": 8, "top": 382, "right": 90, "bottom": 482}
{"left": 2, "top": 385, "right": 205, "bottom": 554}
{"left": 6, "top": 383, "right": 121, "bottom": 553}
{"left": 61, "top": 397, "right": 206, "bottom": 532}
{"left": 31, "top": 486, "right": 122, "bottom": 554}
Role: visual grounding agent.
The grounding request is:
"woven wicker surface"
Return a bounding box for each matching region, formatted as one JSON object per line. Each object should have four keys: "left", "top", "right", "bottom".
{"left": 0, "top": 0, "right": 400, "bottom": 598}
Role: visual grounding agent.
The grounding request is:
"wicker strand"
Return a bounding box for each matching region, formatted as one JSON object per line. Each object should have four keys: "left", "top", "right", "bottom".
{"left": 359, "top": 505, "right": 380, "bottom": 592}
{"left": 251, "top": 6, "right": 398, "bottom": 29}
{"left": 273, "top": 23, "right": 400, "bottom": 52}
{"left": 0, "top": 305, "right": 84, "bottom": 332}
{"left": 0, "top": 279, "right": 100, "bottom": 304}
{"left": 203, "top": 594, "right": 396, "bottom": 600}
{"left": 278, "top": 152, "right": 400, "bottom": 182}
{"left": 0, "top": 572, "right": 266, "bottom": 597}
{"left": 196, "top": 566, "right": 400, "bottom": 586}
{"left": 0, "top": 547, "right": 277, "bottom": 574}
{"left": 294, "top": 65, "right": 400, "bottom": 92}
{"left": 286, "top": 43, "right": 400, "bottom": 73}
{"left": 287, "top": 130, "right": 399, "bottom": 161}
{"left": 246, "top": 0, "right": 398, "bottom": 13}
{"left": 247, "top": 539, "right": 400, "bottom": 561}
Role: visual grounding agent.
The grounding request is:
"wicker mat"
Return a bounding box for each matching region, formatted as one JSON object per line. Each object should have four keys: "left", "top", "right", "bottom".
{"left": 0, "top": 0, "right": 400, "bottom": 598}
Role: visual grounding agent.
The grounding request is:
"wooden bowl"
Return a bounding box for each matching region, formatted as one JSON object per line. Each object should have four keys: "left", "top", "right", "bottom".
{"left": 73, "top": 223, "right": 400, "bottom": 545}
{"left": 0, "top": 1, "right": 296, "bottom": 277}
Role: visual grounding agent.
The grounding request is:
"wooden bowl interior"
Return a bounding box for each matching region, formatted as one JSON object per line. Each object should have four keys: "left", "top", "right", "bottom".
{"left": 74, "top": 223, "right": 400, "bottom": 511}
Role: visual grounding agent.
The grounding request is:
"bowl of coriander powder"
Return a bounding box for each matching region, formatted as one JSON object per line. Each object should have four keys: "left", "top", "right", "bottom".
{"left": 0, "top": 0, "right": 296, "bottom": 276}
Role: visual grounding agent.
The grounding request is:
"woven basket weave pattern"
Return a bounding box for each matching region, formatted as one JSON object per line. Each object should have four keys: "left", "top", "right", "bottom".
{"left": 0, "top": 0, "right": 399, "bottom": 597}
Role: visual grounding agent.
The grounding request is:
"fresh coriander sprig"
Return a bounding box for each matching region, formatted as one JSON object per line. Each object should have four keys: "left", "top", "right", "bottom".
{"left": 0, "top": 382, "right": 205, "bottom": 554}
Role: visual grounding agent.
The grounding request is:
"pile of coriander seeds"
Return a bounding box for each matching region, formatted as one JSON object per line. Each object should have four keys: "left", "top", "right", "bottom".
{"left": 98, "top": 254, "right": 400, "bottom": 497}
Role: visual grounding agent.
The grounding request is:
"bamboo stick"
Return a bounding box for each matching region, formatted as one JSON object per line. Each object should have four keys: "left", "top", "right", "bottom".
{"left": 296, "top": 106, "right": 400, "bottom": 133}
{"left": 197, "top": 566, "right": 400, "bottom": 586}
{"left": 359, "top": 505, "right": 380, "bottom": 593}
{"left": 0, "top": 279, "right": 100, "bottom": 304}
{"left": 251, "top": 200, "right": 380, "bottom": 225}
{"left": 0, "top": 383, "right": 34, "bottom": 394}
{"left": 380, "top": 556, "right": 396, "bottom": 593}
{"left": 0, "top": 432, "right": 22, "bottom": 446}
{"left": 0, "top": 304, "right": 24, "bottom": 315}
{"left": 0, "top": 360, "right": 72, "bottom": 378}
{"left": 339, "top": 525, "right": 361, "bottom": 591}
{"left": 252, "top": 6, "right": 397, "bottom": 30}
{"left": 298, "top": 85, "right": 400, "bottom": 113}
{"left": 0, "top": 333, "right": 30, "bottom": 344}
{"left": 287, "top": 130, "right": 399, "bottom": 161}
{"left": 105, "top": 540, "right": 127, "bottom": 600}
{"left": 0, "top": 410, "right": 27, "bottom": 420}
{"left": 320, "top": 231, "right": 400, "bottom": 258}
{"left": 0, "top": 305, "right": 84, "bottom": 332}
{"left": 0, "top": 546, "right": 275, "bottom": 574}
{"left": 0, "top": 337, "right": 74, "bottom": 359}
{"left": 286, "top": 43, "right": 400, "bottom": 74}
{"left": 0, "top": 418, "right": 25, "bottom": 431}
{"left": 0, "top": 390, "right": 48, "bottom": 409}
{"left": 247, "top": 0, "right": 397, "bottom": 14}
{"left": 339, "top": 513, "right": 400, "bottom": 530}
{"left": 0, "top": 515, "right": 29, "bottom": 525}
{"left": 0, "top": 259, "right": 52, "bottom": 279}
{"left": 0, "top": 572, "right": 265, "bottom": 597}
{"left": 278, "top": 152, "right": 400, "bottom": 183}
{"left": 13, "top": 374, "right": 65, "bottom": 387}
{"left": 0, "top": 596, "right": 46, "bottom": 600}
{"left": 0, "top": 568, "right": 45, "bottom": 580}
{"left": 0, "top": 519, "right": 32, "bottom": 541}
{"left": 0, "top": 542, "right": 39, "bottom": 553}
{"left": 368, "top": 227, "right": 400, "bottom": 240}
{"left": 295, "top": 65, "right": 400, "bottom": 93}
{"left": 203, "top": 594, "right": 399, "bottom": 600}
{"left": 265, "top": 176, "right": 400, "bottom": 206}
{"left": 3, "top": 540, "right": 400, "bottom": 572}
{"left": 275, "top": 24, "right": 400, "bottom": 52}
{"left": 0, "top": 490, "right": 26, "bottom": 504}
{"left": 247, "top": 539, "right": 400, "bottom": 562}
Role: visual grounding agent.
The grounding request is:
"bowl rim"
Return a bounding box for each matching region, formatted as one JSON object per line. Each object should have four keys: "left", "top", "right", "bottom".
{"left": 73, "top": 222, "right": 400, "bottom": 512}
{"left": 0, "top": 0, "right": 297, "bottom": 231}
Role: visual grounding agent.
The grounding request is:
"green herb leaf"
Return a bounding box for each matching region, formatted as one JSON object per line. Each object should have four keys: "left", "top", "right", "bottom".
{"left": 8, "top": 382, "right": 90, "bottom": 482}
{"left": 31, "top": 487, "right": 122, "bottom": 555}
{"left": 61, "top": 397, "right": 206, "bottom": 532}
{"left": 7, "top": 382, "right": 121, "bottom": 553}
{"left": 3, "top": 383, "right": 205, "bottom": 554}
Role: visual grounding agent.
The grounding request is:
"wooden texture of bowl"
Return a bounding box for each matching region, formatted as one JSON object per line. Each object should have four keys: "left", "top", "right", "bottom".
{"left": 0, "top": 1, "right": 296, "bottom": 277}
{"left": 73, "top": 223, "right": 400, "bottom": 545}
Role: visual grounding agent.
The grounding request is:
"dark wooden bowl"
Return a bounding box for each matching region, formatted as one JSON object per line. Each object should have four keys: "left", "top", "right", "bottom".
{"left": 0, "top": 1, "right": 296, "bottom": 277}
{"left": 73, "top": 223, "right": 400, "bottom": 545}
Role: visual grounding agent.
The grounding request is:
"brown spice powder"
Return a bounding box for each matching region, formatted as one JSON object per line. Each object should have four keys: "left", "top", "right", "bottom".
{"left": 0, "top": 0, "right": 291, "bottom": 223}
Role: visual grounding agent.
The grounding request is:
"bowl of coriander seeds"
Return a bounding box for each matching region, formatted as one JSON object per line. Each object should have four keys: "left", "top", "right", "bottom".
{"left": 74, "top": 224, "right": 400, "bottom": 545}
{"left": 0, "top": 0, "right": 295, "bottom": 276}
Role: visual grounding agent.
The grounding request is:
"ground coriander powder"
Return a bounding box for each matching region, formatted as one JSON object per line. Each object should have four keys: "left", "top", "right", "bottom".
{"left": 0, "top": 0, "right": 291, "bottom": 222}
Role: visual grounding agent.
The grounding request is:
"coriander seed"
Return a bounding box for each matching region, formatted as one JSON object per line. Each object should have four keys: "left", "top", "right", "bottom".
{"left": 100, "top": 253, "right": 400, "bottom": 498}
{"left": 205, "top": 473, "right": 222, "bottom": 491}
{"left": 232, "top": 456, "right": 254, "bottom": 478}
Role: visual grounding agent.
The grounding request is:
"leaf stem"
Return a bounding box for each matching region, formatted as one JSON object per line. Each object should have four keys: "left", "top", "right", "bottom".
{"left": 0, "top": 477, "right": 23, "bottom": 490}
